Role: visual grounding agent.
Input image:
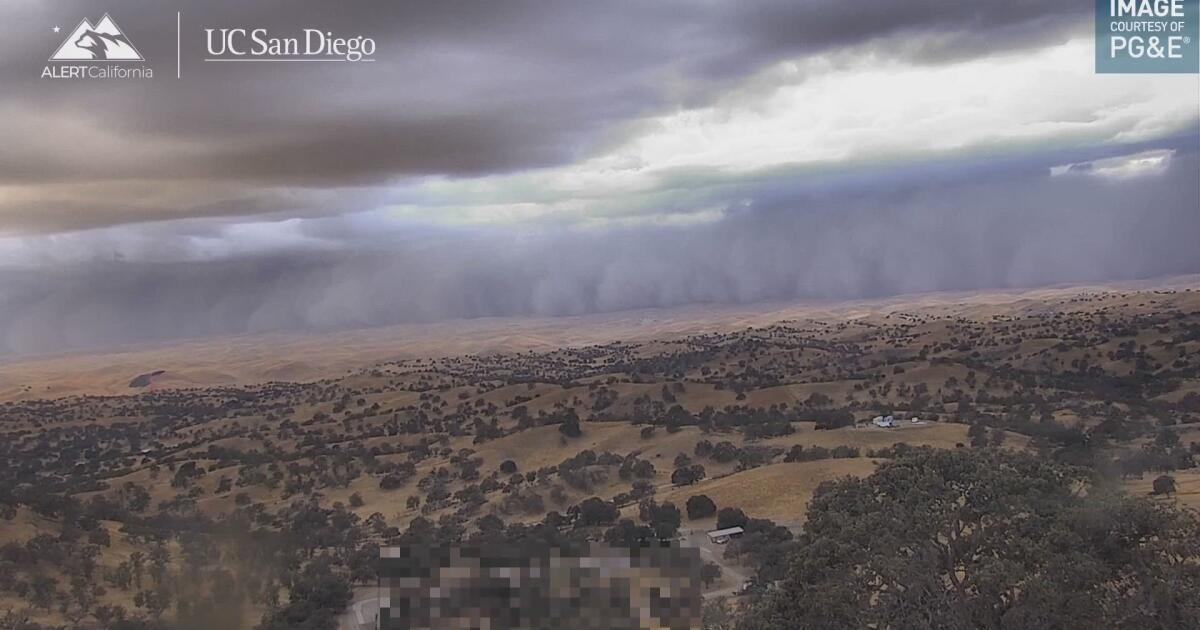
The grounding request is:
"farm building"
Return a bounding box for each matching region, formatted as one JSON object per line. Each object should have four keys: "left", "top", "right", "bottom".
{"left": 868, "top": 414, "right": 926, "bottom": 428}
{"left": 872, "top": 415, "right": 897, "bottom": 428}
{"left": 706, "top": 526, "right": 745, "bottom": 544}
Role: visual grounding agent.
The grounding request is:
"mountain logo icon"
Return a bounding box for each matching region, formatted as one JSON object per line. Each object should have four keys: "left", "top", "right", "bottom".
{"left": 50, "top": 14, "right": 143, "bottom": 61}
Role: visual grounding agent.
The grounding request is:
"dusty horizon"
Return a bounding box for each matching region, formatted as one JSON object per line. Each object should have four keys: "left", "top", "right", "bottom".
{"left": 2, "top": 275, "right": 1196, "bottom": 402}
{"left": 0, "top": 1, "right": 1196, "bottom": 355}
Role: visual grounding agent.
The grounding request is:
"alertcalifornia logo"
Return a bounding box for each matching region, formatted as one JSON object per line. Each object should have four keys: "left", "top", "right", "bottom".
{"left": 1095, "top": 0, "right": 1200, "bottom": 73}
{"left": 43, "top": 13, "right": 153, "bottom": 79}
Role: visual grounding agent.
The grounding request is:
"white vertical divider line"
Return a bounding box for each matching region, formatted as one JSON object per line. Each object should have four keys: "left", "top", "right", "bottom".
{"left": 176, "top": 12, "right": 181, "bottom": 78}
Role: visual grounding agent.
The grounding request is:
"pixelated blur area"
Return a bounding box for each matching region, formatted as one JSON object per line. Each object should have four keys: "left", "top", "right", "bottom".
{"left": 378, "top": 542, "right": 702, "bottom": 629}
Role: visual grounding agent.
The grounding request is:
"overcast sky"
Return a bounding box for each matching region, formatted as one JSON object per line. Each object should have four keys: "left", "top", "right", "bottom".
{"left": 0, "top": 0, "right": 1197, "bottom": 355}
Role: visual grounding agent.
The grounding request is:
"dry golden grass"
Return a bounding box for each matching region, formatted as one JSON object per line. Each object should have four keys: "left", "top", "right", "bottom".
{"left": 656, "top": 458, "right": 881, "bottom": 523}
{"left": 0, "top": 506, "right": 58, "bottom": 546}
{"left": 1124, "top": 469, "right": 1200, "bottom": 512}
{"left": 766, "top": 422, "right": 1031, "bottom": 451}
{"left": 76, "top": 418, "right": 1027, "bottom": 525}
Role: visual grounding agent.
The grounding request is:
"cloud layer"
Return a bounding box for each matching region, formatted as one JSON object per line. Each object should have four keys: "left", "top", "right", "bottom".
{"left": 2, "top": 144, "right": 1195, "bottom": 355}
{"left": 2, "top": 0, "right": 1098, "bottom": 230}
{"left": 0, "top": 1, "right": 1196, "bottom": 354}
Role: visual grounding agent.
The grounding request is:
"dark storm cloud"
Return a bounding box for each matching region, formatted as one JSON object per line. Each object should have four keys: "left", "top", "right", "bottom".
{"left": 2, "top": 1, "right": 1195, "bottom": 356}
{"left": 2, "top": 143, "right": 1195, "bottom": 356}
{"left": 0, "top": 0, "right": 1089, "bottom": 227}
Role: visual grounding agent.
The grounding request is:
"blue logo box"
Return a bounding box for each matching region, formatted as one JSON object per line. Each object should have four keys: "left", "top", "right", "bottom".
{"left": 1096, "top": 0, "right": 1200, "bottom": 72}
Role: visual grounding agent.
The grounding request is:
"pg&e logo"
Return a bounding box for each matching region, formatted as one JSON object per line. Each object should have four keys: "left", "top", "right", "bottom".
{"left": 1096, "top": 0, "right": 1200, "bottom": 73}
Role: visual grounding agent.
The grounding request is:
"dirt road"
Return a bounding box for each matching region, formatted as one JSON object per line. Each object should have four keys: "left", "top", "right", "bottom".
{"left": 340, "top": 586, "right": 380, "bottom": 630}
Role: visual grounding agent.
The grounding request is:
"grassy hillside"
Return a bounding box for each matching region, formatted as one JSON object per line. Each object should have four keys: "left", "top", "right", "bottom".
{"left": 1, "top": 282, "right": 1199, "bottom": 628}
